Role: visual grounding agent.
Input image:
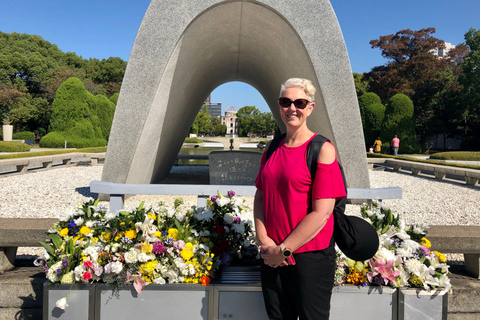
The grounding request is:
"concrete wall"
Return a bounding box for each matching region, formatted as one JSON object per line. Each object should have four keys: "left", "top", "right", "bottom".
{"left": 102, "top": 0, "right": 370, "bottom": 189}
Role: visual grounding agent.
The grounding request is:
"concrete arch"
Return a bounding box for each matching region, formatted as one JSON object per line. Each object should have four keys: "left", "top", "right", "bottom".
{"left": 102, "top": 0, "right": 370, "bottom": 189}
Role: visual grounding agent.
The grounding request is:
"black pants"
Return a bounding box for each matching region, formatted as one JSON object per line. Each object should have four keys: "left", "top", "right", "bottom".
{"left": 260, "top": 244, "right": 336, "bottom": 320}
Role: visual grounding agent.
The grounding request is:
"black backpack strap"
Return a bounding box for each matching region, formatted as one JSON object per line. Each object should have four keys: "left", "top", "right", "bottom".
{"left": 306, "top": 135, "right": 348, "bottom": 215}
{"left": 266, "top": 133, "right": 286, "bottom": 161}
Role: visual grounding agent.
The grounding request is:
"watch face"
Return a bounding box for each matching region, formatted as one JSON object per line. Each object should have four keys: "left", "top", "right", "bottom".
{"left": 282, "top": 249, "right": 292, "bottom": 257}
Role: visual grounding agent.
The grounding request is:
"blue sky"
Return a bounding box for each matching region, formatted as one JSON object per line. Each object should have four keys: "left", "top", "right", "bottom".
{"left": 1, "top": 0, "right": 478, "bottom": 113}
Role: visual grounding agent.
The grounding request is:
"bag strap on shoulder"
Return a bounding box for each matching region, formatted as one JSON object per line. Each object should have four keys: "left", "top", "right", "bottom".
{"left": 266, "top": 133, "right": 286, "bottom": 161}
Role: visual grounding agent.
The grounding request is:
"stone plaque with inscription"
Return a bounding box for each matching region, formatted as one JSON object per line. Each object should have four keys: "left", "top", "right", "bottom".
{"left": 209, "top": 151, "right": 262, "bottom": 185}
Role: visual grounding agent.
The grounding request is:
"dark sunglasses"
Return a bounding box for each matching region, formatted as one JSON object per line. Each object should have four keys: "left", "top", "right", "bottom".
{"left": 278, "top": 97, "right": 312, "bottom": 109}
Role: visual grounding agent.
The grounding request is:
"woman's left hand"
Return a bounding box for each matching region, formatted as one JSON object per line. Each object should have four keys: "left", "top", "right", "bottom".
{"left": 259, "top": 245, "right": 288, "bottom": 268}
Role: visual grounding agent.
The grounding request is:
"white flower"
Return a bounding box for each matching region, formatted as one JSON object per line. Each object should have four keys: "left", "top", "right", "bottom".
{"left": 166, "top": 208, "right": 175, "bottom": 218}
{"left": 74, "top": 217, "right": 84, "bottom": 227}
{"left": 175, "top": 210, "right": 186, "bottom": 222}
{"left": 153, "top": 277, "right": 166, "bottom": 284}
{"left": 400, "top": 239, "right": 421, "bottom": 252}
{"left": 404, "top": 258, "right": 423, "bottom": 276}
{"left": 56, "top": 297, "right": 68, "bottom": 310}
{"left": 164, "top": 269, "right": 178, "bottom": 282}
{"left": 86, "top": 220, "right": 94, "bottom": 228}
{"left": 375, "top": 247, "right": 395, "bottom": 263}
{"left": 104, "top": 211, "right": 118, "bottom": 221}
{"left": 105, "top": 261, "right": 123, "bottom": 274}
{"left": 74, "top": 265, "right": 86, "bottom": 282}
{"left": 232, "top": 223, "right": 245, "bottom": 235}
{"left": 216, "top": 197, "right": 230, "bottom": 207}
{"left": 194, "top": 210, "right": 214, "bottom": 222}
{"left": 413, "top": 226, "right": 424, "bottom": 235}
{"left": 224, "top": 213, "right": 235, "bottom": 224}
{"left": 396, "top": 247, "right": 414, "bottom": 258}
{"left": 124, "top": 249, "right": 138, "bottom": 264}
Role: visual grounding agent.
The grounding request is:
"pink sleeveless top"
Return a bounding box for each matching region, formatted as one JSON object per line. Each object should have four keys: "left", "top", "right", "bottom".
{"left": 255, "top": 135, "right": 346, "bottom": 253}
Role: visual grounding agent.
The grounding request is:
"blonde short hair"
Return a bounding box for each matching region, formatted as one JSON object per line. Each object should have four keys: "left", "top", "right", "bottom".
{"left": 279, "top": 78, "right": 316, "bottom": 102}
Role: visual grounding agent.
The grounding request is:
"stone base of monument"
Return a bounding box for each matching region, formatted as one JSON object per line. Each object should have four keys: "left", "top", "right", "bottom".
{"left": 43, "top": 266, "right": 447, "bottom": 320}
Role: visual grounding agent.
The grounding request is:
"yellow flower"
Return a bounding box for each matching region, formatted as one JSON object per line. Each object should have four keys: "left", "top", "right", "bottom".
{"left": 167, "top": 228, "right": 179, "bottom": 241}
{"left": 346, "top": 268, "right": 367, "bottom": 286}
{"left": 80, "top": 226, "right": 91, "bottom": 235}
{"left": 147, "top": 213, "right": 156, "bottom": 221}
{"left": 434, "top": 251, "right": 447, "bottom": 263}
{"left": 181, "top": 243, "right": 195, "bottom": 261}
{"left": 59, "top": 228, "right": 69, "bottom": 237}
{"left": 154, "top": 231, "right": 162, "bottom": 238}
{"left": 114, "top": 231, "right": 124, "bottom": 241}
{"left": 141, "top": 260, "right": 158, "bottom": 274}
{"left": 420, "top": 237, "right": 431, "bottom": 248}
{"left": 101, "top": 232, "right": 111, "bottom": 242}
{"left": 124, "top": 229, "right": 137, "bottom": 240}
{"left": 141, "top": 242, "right": 153, "bottom": 254}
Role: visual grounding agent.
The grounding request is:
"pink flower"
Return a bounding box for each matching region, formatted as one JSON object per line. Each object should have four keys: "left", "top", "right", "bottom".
{"left": 82, "top": 271, "right": 92, "bottom": 281}
{"left": 367, "top": 258, "right": 400, "bottom": 286}
{"left": 125, "top": 271, "right": 149, "bottom": 294}
{"left": 84, "top": 260, "right": 93, "bottom": 269}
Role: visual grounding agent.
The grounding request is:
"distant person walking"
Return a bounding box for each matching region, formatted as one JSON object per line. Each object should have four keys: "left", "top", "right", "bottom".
{"left": 373, "top": 137, "right": 382, "bottom": 154}
{"left": 392, "top": 135, "right": 400, "bottom": 156}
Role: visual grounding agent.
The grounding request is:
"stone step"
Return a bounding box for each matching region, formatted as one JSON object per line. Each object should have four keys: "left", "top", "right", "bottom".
{"left": 0, "top": 266, "right": 45, "bottom": 308}
{"left": 0, "top": 307, "right": 42, "bottom": 320}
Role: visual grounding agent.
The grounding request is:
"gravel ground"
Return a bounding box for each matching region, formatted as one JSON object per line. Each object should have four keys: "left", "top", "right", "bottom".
{"left": 1, "top": 165, "right": 478, "bottom": 257}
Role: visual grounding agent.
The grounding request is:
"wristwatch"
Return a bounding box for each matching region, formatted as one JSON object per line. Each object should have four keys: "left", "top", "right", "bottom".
{"left": 280, "top": 243, "right": 292, "bottom": 258}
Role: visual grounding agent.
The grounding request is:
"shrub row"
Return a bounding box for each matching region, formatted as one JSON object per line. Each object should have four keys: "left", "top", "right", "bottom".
{"left": 0, "top": 141, "right": 31, "bottom": 152}
{"left": 0, "top": 147, "right": 106, "bottom": 160}
{"left": 429, "top": 151, "right": 480, "bottom": 161}
{"left": 39, "top": 132, "right": 107, "bottom": 148}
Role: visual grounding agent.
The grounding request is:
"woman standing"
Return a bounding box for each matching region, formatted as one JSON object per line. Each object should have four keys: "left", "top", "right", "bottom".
{"left": 373, "top": 137, "right": 382, "bottom": 154}
{"left": 254, "top": 78, "right": 346, "bottom": 319}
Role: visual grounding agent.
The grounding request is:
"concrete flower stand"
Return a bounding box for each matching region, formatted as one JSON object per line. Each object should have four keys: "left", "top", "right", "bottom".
{"left": 43, "top": 281, "right": 447, "bottom": 320}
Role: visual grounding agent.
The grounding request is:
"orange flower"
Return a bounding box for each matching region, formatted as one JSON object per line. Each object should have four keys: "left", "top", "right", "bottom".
{"left": 201, "top": 275, "right": 210, "bottom": 286}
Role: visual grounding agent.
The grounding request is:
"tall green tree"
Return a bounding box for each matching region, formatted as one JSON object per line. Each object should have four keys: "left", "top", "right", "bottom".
{"left": 237, "top": 106, "right": 261, "bottom": 137}
{"left": 364, "top": 102, "right": 385, "bottom": 149}
{"left": 353, "top": 73, "right": 370, "bottom": 97}
{"left": 457, "top": 28, "right": 480, "bottom": 149}
{"left": 49, "top": 77, "right": 89, "bottom": 132}
{"left": 381, "top": 94, "right": 420, "bottom": 153}
{"left": 366, "top": 28, "right": 463, "bottom": 145}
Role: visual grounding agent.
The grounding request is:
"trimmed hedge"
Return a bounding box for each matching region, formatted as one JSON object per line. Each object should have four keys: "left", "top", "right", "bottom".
{"left": 430, "top": 151, "right": 480, "bottom": 161}
{"left": 39, "top": 131, "right": 107, "bottom": 148}
{"left": 366, "top": 153, "right": 480, "bottom": 170}
{"left": 12, "top": 131, "right": 35, "bottom": 140}
{"left": 0, "top": 141, "right": 31, "bottom": 152}
{"left": 0, "top": 147, "right": 106, "bottom": 160}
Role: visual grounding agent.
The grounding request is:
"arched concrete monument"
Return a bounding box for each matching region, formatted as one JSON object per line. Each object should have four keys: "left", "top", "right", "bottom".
{"left": 102, "top": 0, "right": 370, "bottom": 189}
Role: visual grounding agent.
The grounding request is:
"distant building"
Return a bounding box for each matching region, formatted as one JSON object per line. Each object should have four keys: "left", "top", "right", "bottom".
{"left": 202, "top": 95, "right": 222, "bottom": 117}
{"left": 430, "top": 42, "right": 456, "bottom": 58}
{"left": 221, "top": 106, "right": 239, "bottom": 137}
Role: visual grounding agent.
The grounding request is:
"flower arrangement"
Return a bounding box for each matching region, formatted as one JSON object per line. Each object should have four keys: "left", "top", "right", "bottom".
{"left": 334, "top": 202, "right": 451, "bottom": 292}
{"left": 36, "top": 191, "right": 255, "bottom": 306}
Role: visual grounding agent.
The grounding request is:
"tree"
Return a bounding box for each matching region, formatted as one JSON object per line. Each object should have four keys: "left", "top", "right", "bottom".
{"left": 381, "top": 94, "right": 420, "bottom": 153}
{"left": 366, "top": 28, "right": 466, "bottom": 145}
{"left": 193, "top": 106, "right": 213, "bottom": 135}
{"left": 457, "top": 28, "right": 480, "bottom": 149}
{"left": 237, "top": 106, "right": 261, "bottom": 137}
{"left": 353, "top": 73, "right": 370, "bottom": 97}
{"left": 364, "top": 102, "right": 385, "bottom": 149}
{"left": 358, "top": 92, "right": 381, "bottom": 129}
{"left": 49, "top": 77, "right": 89, "bottom": 132}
